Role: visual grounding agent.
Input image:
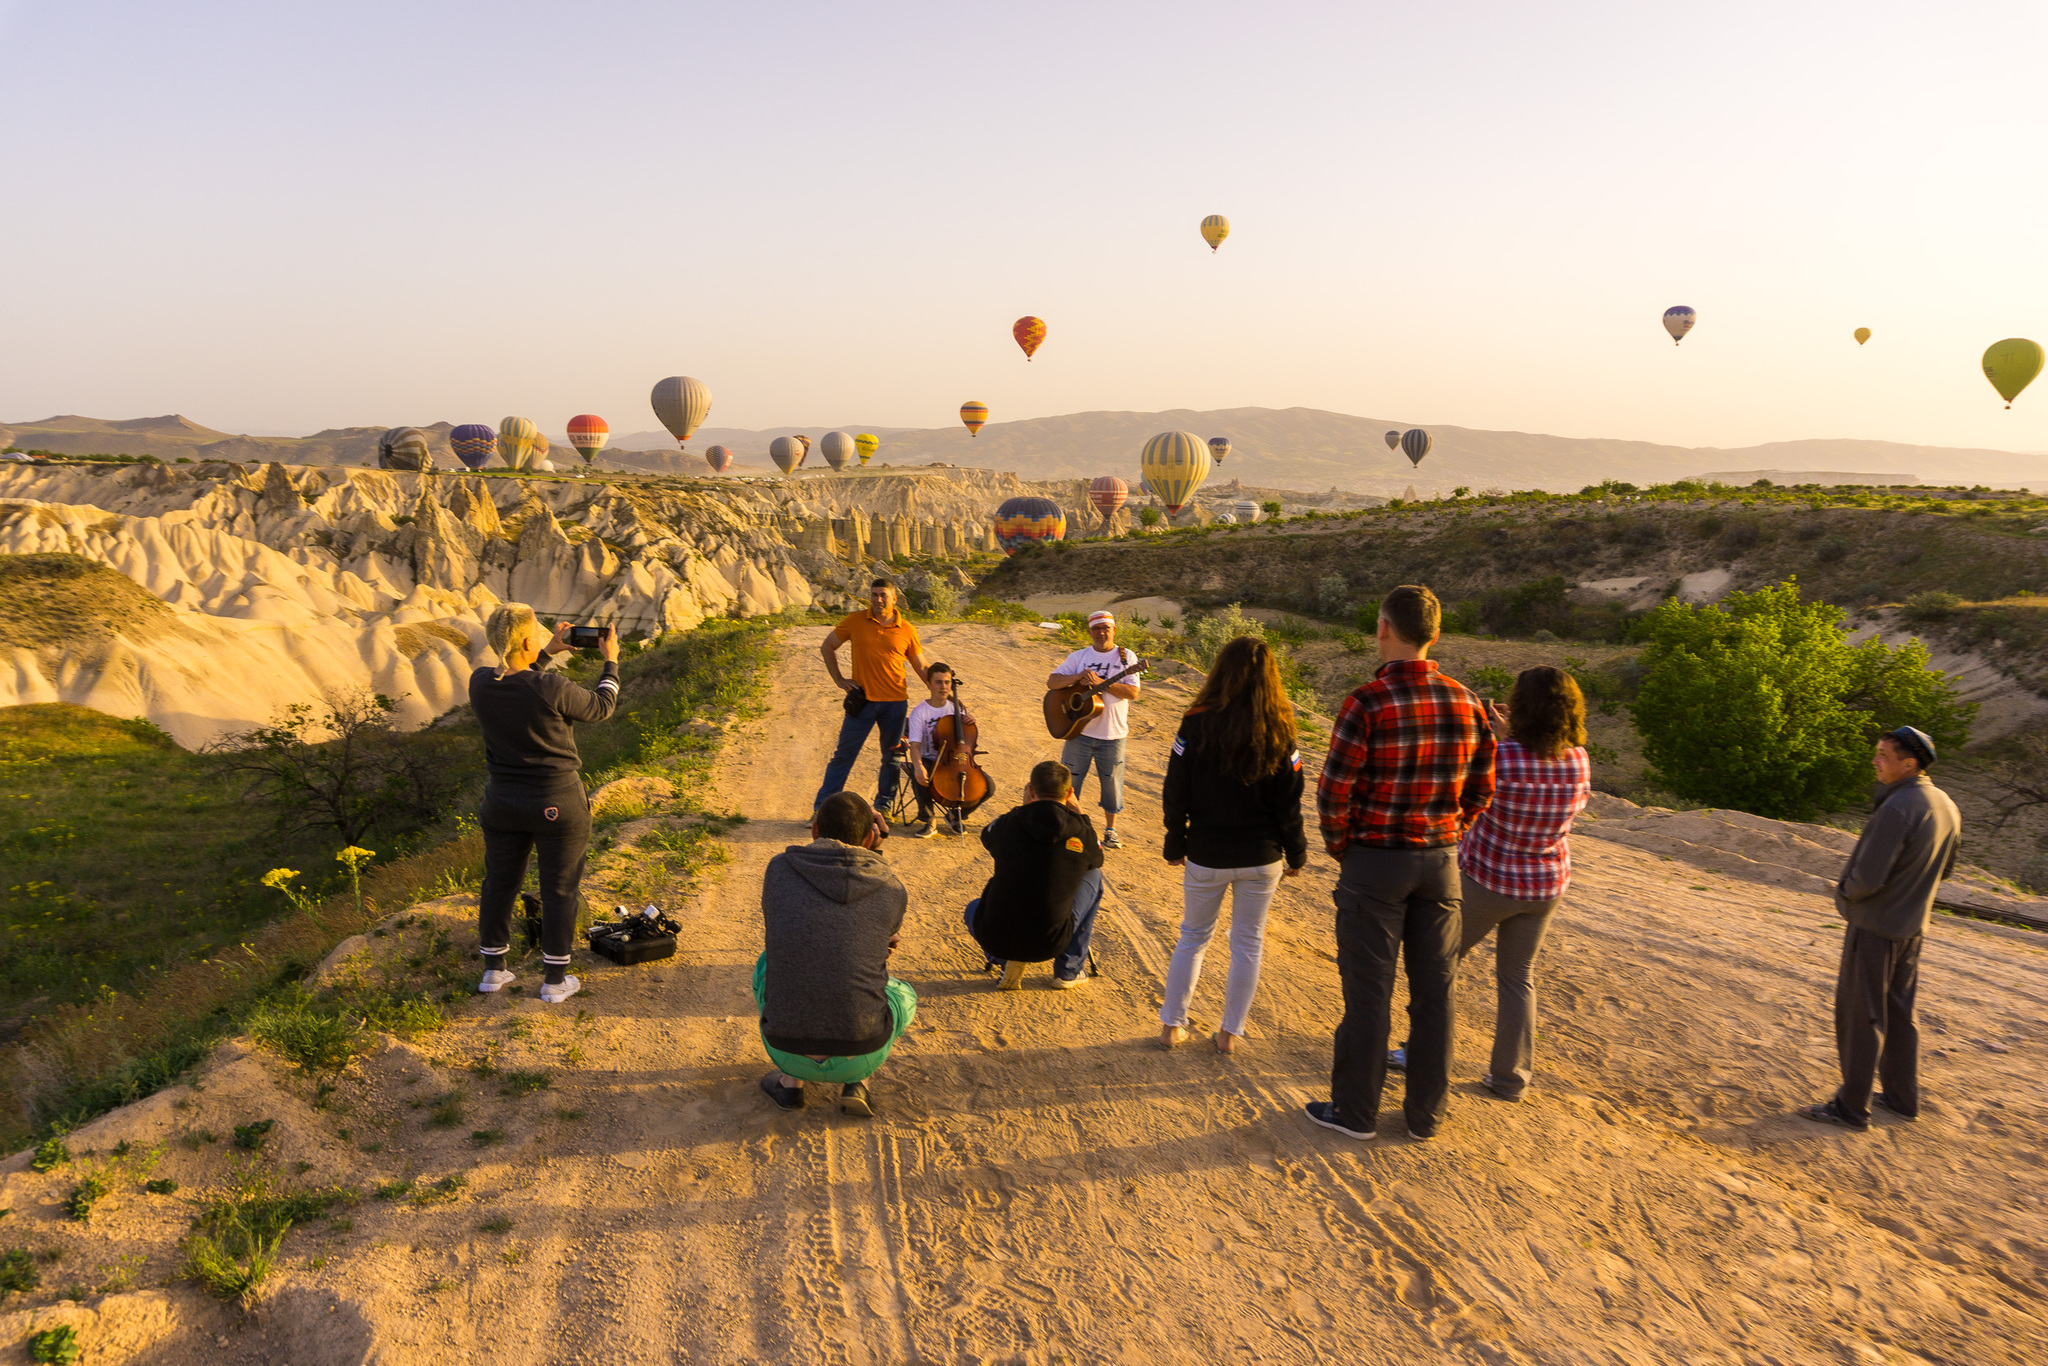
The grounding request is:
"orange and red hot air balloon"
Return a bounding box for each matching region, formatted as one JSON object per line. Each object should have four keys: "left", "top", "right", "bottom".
{"left": 566, "top": 414, "right": 609, "bottom": 466}
{"left": 1013, "top": 316, "right": 1046, "bottom": 361}
{"left": 960, "top": 401, "right": 988, "bottom": 436}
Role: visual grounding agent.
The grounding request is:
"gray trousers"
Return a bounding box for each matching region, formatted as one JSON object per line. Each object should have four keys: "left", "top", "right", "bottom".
{"left": 1457, "top": 881, "right": 1559, "bottom": 1099}
{"left": 1833, "top": 926, "right": 1921, "bottom": 1125}
{"left": 1331, "top": 846, "right": 1460, "bottom": 1134}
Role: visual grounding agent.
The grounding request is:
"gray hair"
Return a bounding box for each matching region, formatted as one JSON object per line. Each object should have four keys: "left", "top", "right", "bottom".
{"left": 485, "top": 603, "right": 546, "bottom": 676}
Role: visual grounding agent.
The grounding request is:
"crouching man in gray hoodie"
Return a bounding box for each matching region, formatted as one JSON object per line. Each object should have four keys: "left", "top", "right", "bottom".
{"left": 756, "top": 791, "right": 916, "bottom": 1118}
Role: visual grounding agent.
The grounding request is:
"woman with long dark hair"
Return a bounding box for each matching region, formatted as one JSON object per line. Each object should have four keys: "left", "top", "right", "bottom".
{"left": 1452, "top": 665, "right": 1590, "bottom": 1099}
{"left": 1158, "top": 636, "right": 1307, "bottom": 1052}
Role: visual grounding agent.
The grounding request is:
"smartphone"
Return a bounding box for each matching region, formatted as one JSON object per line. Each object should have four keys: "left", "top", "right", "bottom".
{"left": 567, "top": 625, "right": 608, "bottom": 649}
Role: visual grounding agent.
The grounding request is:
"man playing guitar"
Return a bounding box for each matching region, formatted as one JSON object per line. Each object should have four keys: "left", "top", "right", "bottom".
{"left": 1045, "top": 610, "right": 1142, "bottom": 848}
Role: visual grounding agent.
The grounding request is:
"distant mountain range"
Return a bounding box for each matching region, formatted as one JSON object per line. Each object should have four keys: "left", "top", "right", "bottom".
{"left": 8, "top": 408, "right": 2045, "bottom": 495}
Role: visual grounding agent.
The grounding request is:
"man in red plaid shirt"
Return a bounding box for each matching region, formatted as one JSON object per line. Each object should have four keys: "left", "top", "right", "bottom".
{"left": 1304, "top": 584, "right": 1494, "bottom": 1142}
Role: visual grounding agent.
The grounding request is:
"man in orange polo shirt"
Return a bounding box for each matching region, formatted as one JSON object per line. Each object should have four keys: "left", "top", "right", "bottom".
{"left": 816, "top": 579, "right": 934, "bottom": 824}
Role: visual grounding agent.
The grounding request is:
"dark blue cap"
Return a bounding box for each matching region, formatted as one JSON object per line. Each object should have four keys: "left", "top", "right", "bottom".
{"left": 1886, "top": 726, "right": 1936, "bottom": 768}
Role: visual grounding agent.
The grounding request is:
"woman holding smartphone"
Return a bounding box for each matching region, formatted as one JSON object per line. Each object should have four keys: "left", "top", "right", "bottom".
{"left": 469, "top": 606, "right": 620, "bottom": 1004}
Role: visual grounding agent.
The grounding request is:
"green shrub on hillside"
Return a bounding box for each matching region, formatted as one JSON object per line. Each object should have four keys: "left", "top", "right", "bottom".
{"left": 1631, "top": 581, "right": 1975, "bottom": 818}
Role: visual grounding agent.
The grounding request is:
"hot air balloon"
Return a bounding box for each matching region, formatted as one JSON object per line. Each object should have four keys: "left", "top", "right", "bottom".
{"left": 531, "top": 433, "right": 551, "bottom": 467}
{"left": 566, "top": 414, "right": 609, "bottom": 465}
{"left": 1087, "top": 475, "right": 1128, "bottom": 519}
{"left": 450, "top": 424, "right": 496, "bottom": 470}
{"left": 1141, "top": 431, "right": 1212, "bottom": 515}
{"left": 1201, "top": 214, "right": 1230, "bottom": 252}
{"left": 377, "top": 427, "right": 432, "bottom": 472}
{"left": 1232, "top": 499, "right": 1260, "bottom": 523}
{"left": 1013, "top": 316, "right": 1046, "bottom": 361}
{"left": 992, "top": 496, "right": 1065, "bottom": 555}
{"left": 650, "top": 376, "right": 712, "bottom": 447}
{"left": 1400, "top": 428, "right": 1433, "bottom": 467}
{"left": 1663, "top": 306, "right": 1696, "bottom": 345}
{"left": 820, "top": 431, "right": 856, "bottom": 470}
{"left": 769, "top": 436, "right": 805, "bottom": 475}
{"left": 1983, "top": 338, "right": 2045, "bottom": 409}
{"left": 855, "top": 433, "right": 879, "bottom": 466}
{"left": 1208, "top": 436, "right": 1231, "bottom": 464}
{"left": 498, "top": 416, "right": 538, "bottom": 470}
{"left": 1384, "top": 430, "right": 1400, "bottom": 452}
{"left": 960, "top": 401, "right": 988, "bottom": 436}
{"left": 1215, "top": 513, "right": 1238, "bottom": 525}
{"left": 1854, "top": 328, "right": 1872, "bottom": 346}
{"left": 704, "top": 445, "right": 733, "bottom": 474}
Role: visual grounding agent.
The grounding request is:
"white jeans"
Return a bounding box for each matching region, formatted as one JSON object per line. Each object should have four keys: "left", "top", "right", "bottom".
{"left": 1159, "top": 860, "right": 1284, "bottom": 1036}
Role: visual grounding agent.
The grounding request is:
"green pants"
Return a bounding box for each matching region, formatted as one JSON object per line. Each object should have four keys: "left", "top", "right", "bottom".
{"left": 753, "top": 953, "right": 917, "bottom": 1085}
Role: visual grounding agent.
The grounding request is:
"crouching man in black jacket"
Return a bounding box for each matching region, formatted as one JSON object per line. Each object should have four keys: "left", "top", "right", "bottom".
{"left": 963, "top": 760, "right": 1104, "bottom": 991}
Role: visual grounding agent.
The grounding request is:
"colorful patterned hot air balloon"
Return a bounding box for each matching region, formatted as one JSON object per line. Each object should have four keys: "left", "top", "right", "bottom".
{"left": 1141, "top": 431, "right": 1212, "bottom": 515}
{"left": 1207, "top": 436, "right": 1230, "bottom": 464}
{"left": 960, "top": 402, "right": 988, "bottom": 437}
{"left": 566, "top": 414, "right": 609, "bottom": 465}
{"left": 1013, "top": 316, "right": 1046, "bottom": 361}
{"left": 451, "top": 424, "right": 496, "bottom": 470}
{"left": 1663, "top": 306, "right": 1696, "bottom": 345}
{"left": 1087, "top": 475, "right": 1128, "bottom": 519}
{"left": 993, "top": 496, "right": 1065, "bottom": 554}
{"left": 377, "top": 427, "right": 432, "bottom": 472}
{"left": 498, "top": 416, "right": 538, "bottom": 470}
{"left": 1983, "top": 338, "right": 2045, "bottom": 409}
{"left": 820, "top": 431, "right": 856, "bottom": 470}
{"left": 1384, "top": 430, "right": 1400, "bottom": 452}
{"left": 1854, "top": 328, "right": 1872, "bottom": 346}
{"left": 855, "top": 433, "right": 879, "bottom": 466}
{"left": 1201, "top": 214, "right": 1230, "bottom": 252}
{"left": 769, "top": 436, "right": 804, "bottom": 475}
{"left": 1400, "top": 428, "right": 1433, "bottom": 467}
{"left": 650, "top": 376, "right": 712, "bottom": 447}
{"left": 704, "top": 445, "right": 733, "bottom": 474}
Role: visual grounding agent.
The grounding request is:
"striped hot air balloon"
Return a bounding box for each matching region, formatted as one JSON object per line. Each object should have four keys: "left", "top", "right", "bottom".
{"left": 1201, "top": 214, "right": 1230, "bottom": 252}
{"left": 769, "top": 436, "right": 805, "bottom": 475}
{"left": 1400, "top": 428, "right": 1433, "bottom": 467}
{"left": 377, "top": 427, "right": 432, "bottom": 472}
{"left": 566, "top": 414, "right": 609, "bottom": 464}
{"left": 993, "top": 496, "right": 1065, "bottom": 555}
{"left": 451, "top": 424, "right": 496, "bottom": 470}
{"left": 1140, "top": 431, "right": 1212, "bottom": 515}
{"left": 1232, "top": 499, "right": 1260, "bottom": 523}
{"left": 704, "top": 445, "right": 733, "bottom": 474}
{"left": 651, "top": 376, "right": 712, "bottom": 447}
{"left": 1663, "top": 306, "right": 1696, "bottom": 345}
{"left": 1087, "top": 475, "right": 1128, "bottom": 518}
{"left": 820, "top": 431, "right": 856, "bottom": 470}
{"left": 498, "top": 416, "right": 538, "bottom": 470}
{"left": 960, "top": 401, "right": 988, "bottom": 436}
{"left": 855, "top": 433, "right": 879, "bottom": 465}
{"left": 1013, "top": 316, "right": 1046, "bottom": 361}
{"left": 1207, "top": 436, "right": 1231, "bottom": 464}
{"left": 1384, "top": 430, "right": 1400, "bottom": 452}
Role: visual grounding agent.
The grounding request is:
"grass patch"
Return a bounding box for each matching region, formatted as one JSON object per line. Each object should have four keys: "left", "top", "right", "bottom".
{"left": 477, "top": 1213, "right": 513, "bottom": 1234}
{"left": 469, "top": 1128, "right": 505, "bottom": 1147}
{"left": 0, "top": 1246, "right": 37, "bottom": 1293}
{"left": 498, "top": 1070, "right": 550, "bottom": 1098}
{"left": 411, "top": 1175, "right": 465, "bottom": 1208}
{"left": 62, "top": 1172, "right": 108, "bottom": 1222}
{"left": 232, "top": 1119, "right": 274, "bottom": 1151}
{"left": 426, "top": 1095, "right": 464, "bottom": 1128}
{"left": 30, "top": 1137, "right": 67, "bottom": 1172}
{"left": 182, "top": 1166, "right": 352, "bottom": 1305}
{"left": 144, "top": 1178, "right": 177, "bottom": 1195}
{"left": 28, "top": 1323, "right": 80, "bottom": 1363}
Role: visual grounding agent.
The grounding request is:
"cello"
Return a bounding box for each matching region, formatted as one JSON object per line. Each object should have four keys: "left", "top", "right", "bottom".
{"left": 927, "top": 673, "right": 991, "bottom": 828}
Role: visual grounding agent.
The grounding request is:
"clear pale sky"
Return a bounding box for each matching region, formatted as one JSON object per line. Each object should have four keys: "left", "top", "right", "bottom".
{"left": 2, "top": 1, "right": 2044, "bottom": 450}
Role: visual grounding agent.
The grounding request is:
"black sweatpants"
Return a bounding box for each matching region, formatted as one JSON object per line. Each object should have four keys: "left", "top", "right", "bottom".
{"left": 1331, "top": 845, "right": 1461, "bottom": 1134}
{"left": 1834, "top": 925, "right": 1922, "bottom": 1124}
{"left": 478, "top": 778, "right": 590, "bottom": 971}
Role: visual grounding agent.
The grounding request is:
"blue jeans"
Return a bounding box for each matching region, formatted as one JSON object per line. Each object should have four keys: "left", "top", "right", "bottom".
{"left": 815, "top": 698, "right": 909, "bottom": 811}
{"left": 963, "top": 869, "right": 1102, "bottom": 982}
{"left": 1060, "top": 735, "right": 1126, "bottom": 816}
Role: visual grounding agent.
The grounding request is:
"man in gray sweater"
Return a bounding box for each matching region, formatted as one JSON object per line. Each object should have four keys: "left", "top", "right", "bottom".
{"left": 755, "top": 792, "right": 915, "bottom": 1118}
{"left": 1803, "top": 726, "right": 1960, "bottom": 1131}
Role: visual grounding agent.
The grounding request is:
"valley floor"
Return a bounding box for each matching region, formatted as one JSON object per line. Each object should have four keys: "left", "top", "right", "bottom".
{"left": 8, "top": 624, "right": 2046, "bottom": 1364}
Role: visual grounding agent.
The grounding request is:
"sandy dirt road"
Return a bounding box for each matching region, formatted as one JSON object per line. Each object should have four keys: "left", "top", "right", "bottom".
{"left": 41, "top": 623, "right": 2046, "bottom": 1364}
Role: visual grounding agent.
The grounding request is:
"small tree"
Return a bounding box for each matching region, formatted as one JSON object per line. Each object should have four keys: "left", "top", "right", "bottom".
{"left": 1138, "top": 507, "right": 1162, "bottom": 528}
{"left": 1314, "top": 573, "right": 1351, "bottom": 619}
{"left": 1630, "top": 581, "right": 1975, "bottom": 819}
{"left": 1260, "top": 501, "right": 1282, "bottom": 518}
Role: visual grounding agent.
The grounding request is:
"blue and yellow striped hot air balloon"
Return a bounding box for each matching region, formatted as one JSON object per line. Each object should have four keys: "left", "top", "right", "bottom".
{"left": 993, "top": 496, "right": 1065, "bottom": 555}
{"left": 1140, "top": 431, "right": 1212, "bottom": 515}
{"left": 498, "top": 416, "right": 538, "bottom": 470}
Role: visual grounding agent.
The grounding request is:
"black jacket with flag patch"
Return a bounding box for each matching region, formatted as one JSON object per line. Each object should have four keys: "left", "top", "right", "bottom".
{"left": 1162, "top": 708, "right": 1309, "bottom": 871}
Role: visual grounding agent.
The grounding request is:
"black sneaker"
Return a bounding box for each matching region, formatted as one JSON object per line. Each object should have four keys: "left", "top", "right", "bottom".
{"left": 1874, "top": 1092, "right": 1918, "bottom": 1121}
{"left": 910, "top": 819, "right": 936, "bottom": 839}
{"left": 759, "top": 1072, "right": 804, "bottom": 1111}
{"left": 840, "top": 1082, "right": 875, "bottom": 1117}
{"left": 1303, "top": 1101, "right": 1376, "bottom": 1140}
{"left": 1799, "top": 1098, "right": 1868, "bottom": 1131}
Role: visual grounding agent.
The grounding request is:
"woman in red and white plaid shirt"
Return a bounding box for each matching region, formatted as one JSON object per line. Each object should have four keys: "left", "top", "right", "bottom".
{"left": 1455, "top": 665, "right": 1590, "bottom": 1101}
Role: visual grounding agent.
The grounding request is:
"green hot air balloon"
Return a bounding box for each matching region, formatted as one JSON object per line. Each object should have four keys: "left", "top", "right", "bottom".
{"left": 1983, "top": 338, "right": 2045, "bottom": 409}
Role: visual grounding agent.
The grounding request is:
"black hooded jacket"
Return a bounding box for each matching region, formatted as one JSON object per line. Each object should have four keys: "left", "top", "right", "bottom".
{"left": 970, "top": 800, "right": 1103, "bottom": 962}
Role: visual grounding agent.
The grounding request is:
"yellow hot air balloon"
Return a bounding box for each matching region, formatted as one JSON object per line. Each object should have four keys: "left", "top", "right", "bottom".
{"left": 960, "top": 401, "right": 988, "bottom": 436}
{"left": 854, "top": 433, "right": 879, "bottom": 466}
{"left": 1983, "top": 338, "right": 2045, "bottom": 409}
{"left": 1854, "top": 327, "right": 1871, "bottom": 345}
{"left": 497, "top": 416, "right": 537, "bottom": 470}
{"left": 1200, "top": 214, "right": 1229, "bottom": 253}
{"left": 1140, "top": 431, "right": 1212, "bottom": 515}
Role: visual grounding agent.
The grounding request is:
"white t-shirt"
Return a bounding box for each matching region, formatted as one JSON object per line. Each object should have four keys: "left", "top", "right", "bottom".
{"left": 905, "top": 700, "right": 950, "bottom": 761}
{"left": 1055, "top": 645, "right": 1142, "bottom": 740}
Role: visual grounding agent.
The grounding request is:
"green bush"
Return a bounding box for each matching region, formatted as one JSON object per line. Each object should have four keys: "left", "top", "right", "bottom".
{"left": 28, "top": 1325, "right": 80, "bottom": 1364}
{"left": 1902, "top": 589, "right": 1962, "bottom": 621}
{"left": 1138, "top": 507, "right": 1162, "bottom": 527}
{"left": 1631, "top": 581, "right": 1976, "bottom": 818}
{"left": 1182, "top": 605, "right": 1265, "bottom": 669}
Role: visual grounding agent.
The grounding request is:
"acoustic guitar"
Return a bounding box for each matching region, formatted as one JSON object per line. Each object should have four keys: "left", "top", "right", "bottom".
{"left": 1042, "top": 657, "right": 1146, "bottom": 739}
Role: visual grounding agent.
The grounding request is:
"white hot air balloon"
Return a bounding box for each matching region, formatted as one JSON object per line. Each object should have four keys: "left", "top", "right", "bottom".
{"left": 819, "top": 431, "right": 856, "bottom": 470}
{"left": 651, "top": 376, "right": 712, "bottom": 447}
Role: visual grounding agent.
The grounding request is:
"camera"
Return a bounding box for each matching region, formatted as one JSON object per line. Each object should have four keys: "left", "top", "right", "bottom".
{"left": 567, "top": 625, "right": 610, "bottom": 649}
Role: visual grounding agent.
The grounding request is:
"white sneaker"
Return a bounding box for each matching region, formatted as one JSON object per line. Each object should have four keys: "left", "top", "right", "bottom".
{"left": 540, "top": 975, "right": 581, "bottom": 1004}
{"left": 1052, "top": 971, "right": 1088, "bottom": 990}
{"left": 478, "top": 969, "right": 517, "bottom": 994}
